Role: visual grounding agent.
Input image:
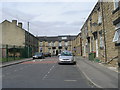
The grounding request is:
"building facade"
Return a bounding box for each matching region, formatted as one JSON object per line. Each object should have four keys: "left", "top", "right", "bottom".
{"left": 72, "top": 33, "right": 82, "bottom": 56}
{"left": 112, "top": 0, "right": 120, "bottom": 66}
{"left": 0, "top": 20, "right": 39, "bottom": 57}
{"left": 37, "top": 35, "right": 76, "bottom": 56}
{"left": 80, "top": 0, "right": 120, "bottom": 66}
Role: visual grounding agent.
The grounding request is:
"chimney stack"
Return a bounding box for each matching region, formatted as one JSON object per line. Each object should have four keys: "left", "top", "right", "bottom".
{"left": 18, "top": 22, "right": 22, "bottom": 28}
{"left": 12, "top": 20, "right": 17, "bottom": 25}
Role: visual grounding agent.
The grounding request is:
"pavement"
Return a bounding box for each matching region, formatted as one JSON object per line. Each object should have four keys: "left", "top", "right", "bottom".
{"left": 75, "top": 56, "right": 119, "bottom": 88}
{"left": 0, "top": 58, "right": 33, "bottom": 68}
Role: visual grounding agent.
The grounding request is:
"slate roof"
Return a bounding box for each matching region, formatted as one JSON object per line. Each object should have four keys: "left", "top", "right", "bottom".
{"left": 37, "top": 35, "right": 76, "bottom": 42}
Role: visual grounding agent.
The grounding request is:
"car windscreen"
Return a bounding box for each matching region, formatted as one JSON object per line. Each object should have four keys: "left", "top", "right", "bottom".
{"left": 61, "top": 52, "right": 72, "bottom": 56}
{"left": 34, "top": 52, "right": 42, "bottom": 55}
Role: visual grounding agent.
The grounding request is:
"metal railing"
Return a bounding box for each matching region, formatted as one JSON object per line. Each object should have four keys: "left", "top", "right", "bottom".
{"left": 0, "top": 44, "right": 32, "bottom": 63}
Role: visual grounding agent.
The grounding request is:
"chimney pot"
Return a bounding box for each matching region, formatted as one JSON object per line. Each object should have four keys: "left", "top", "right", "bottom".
{"left": 18, "top": 22, "right": 22, "bottom": 28}
{"left": 12, "top": 20, "right": 17, "bottom": 25}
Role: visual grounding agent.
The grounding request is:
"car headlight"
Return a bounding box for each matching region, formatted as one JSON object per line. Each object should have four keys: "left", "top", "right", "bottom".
{"left": 59, "top": 59, "right": 63, "bottom": 61}
{"left": 33, "top": 56, "right": 37, "bottom": 57}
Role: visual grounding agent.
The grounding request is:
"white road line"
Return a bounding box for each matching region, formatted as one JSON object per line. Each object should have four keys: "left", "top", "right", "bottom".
{"left": 64, "top": 80, "right": 77, "bottom": 82}
{"left": 76, "top": 64, "right": 103, "bottom": 88}
{"left": 14, "top": 70, "right": 17, "bottom": 72}
{"left": 42, "top": 65, "right": 55, "bottom": 80}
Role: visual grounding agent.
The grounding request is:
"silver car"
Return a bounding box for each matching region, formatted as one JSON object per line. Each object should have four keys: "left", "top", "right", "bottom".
{"left": 58, "top": 51, "right": 76, "bottom": 64}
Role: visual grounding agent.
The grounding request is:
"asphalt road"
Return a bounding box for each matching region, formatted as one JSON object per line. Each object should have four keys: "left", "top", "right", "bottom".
{"left": 2, "top": 57, "right": 94, "bottom": 88}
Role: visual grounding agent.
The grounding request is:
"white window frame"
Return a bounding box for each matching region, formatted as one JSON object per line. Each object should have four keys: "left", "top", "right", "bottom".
{"left": 51, "top": 42, "right": 54, "bottom": 46}
{"left": 59, "top": 42, "right": 62, "bottom": 46}
{"left": 99, "top": 35, "right": 104, "bottom": 48}
{"left": 98, "top": 12, "right": 102, "bottom": 24}
{"left": 65, "top": 42, "right": 68, "bottom": 46}
{"left": 114, "top": 0, "right": 119, "bottom": 10}
{"left": 53, "top": 42, "right": 55, "bottom": 46}
{"left": 48, "top": 43, "right": 51, "bottom": 46}
{"left": 113, "top": 29, "right": 120, "bottom": 43}
{"left": 113, "top": 22, "right": 120, "bottom": 43}
{"left": 40, "top": 42, "right": 43, "bottom": 46}
{"left": 62, "top": 37, "right": 67, "bottom": 40}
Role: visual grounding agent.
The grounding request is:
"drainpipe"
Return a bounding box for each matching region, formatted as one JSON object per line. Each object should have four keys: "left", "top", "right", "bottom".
{"left": 101, "top": 1, "right": 107, "bottom": 63}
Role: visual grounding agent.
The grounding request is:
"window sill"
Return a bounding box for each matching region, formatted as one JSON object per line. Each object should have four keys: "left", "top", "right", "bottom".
{"left": 112, "top": 7, "right": 119, "bottom": 14}
{"left": 115, "top": 43, "right": 120, "bottom": 46}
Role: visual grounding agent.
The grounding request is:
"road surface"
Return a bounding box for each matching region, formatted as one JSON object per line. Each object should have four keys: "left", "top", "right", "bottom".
{"left": 2, "top": 57, "right": 95, "bottom": 88}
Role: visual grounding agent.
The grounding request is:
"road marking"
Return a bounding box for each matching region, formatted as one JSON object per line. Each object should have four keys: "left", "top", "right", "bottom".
{"left": 21, "top": 60, "right": 57, "bottom": 64}
{"left": 76, "top": 64, "right": 103, "bottom": 88}
{"left": 14, "top": 70, "right": 17, "bottom": 72}
{"left": 42, "top": 65, "right": 55, "bottom": 80}
{"left": 64, "top": 80, "right": 77, "bottom": 82}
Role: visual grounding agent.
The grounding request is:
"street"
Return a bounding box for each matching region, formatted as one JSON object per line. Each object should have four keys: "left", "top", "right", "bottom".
{"left": 2, "top": 57, "right": 94, "bottom": 88}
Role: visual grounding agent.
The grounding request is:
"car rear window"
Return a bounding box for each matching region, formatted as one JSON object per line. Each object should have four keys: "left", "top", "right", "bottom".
{"left": 61, "top": 52, "right": 72, "bottom": 56}
{"left": 35, "top": 52, "right": 42, "bottom": 55}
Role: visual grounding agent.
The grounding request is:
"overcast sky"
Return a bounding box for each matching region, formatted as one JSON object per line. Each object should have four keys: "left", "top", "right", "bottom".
{"left": 0, "top": 0, "right": 98, "bottom": 36}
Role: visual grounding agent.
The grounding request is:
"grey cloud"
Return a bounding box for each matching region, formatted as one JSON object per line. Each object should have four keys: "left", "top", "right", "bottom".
{"left": 30, "top": 21, "right": 80, "bottom": 36}
{"left": 69, "top": 21, "right": 83, "bottom": 26}
{"left": 2, "top": 8, "right": 38, "bottom": 22}
{"left": 62, "top": 9, "right": 91, "bottom": 15}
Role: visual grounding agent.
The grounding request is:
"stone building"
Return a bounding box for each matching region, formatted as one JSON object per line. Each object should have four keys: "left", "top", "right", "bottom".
{"left": 72, "top": 33, "right": 82, "bottom": 56}
{"left": 0, "top": 20, "right": 39, "bottom": 57}
{"left": 37, "top": 35, "right": 76, "bottom": 56}
{"left": 112, "top": 0, "right": 120, "bottom": 66}
{"left": 80, "top": 0, "right": 120, "bottom": 66}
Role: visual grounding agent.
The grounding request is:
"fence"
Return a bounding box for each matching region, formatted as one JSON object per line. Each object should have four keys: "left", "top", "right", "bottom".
{"left": 0, "top": 44, "right": 32, "bottom": 63}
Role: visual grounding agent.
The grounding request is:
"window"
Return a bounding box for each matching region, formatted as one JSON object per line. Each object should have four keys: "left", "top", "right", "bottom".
{"left": 48, "top": 43, "right": 51, "bottom": 46}
{"left": 100, "top": 36, "right": 104, "bottom": 48}
{"left": 113, "top": 29, "right": 120, "bottom": 43}
{"left": 48, "top": 48, "right": 51, "bottom": 52}
{"left": 98, "top": 12, "right": 102, "bottom": 25}
{"left": 59, "top": 42, "right": 62, "bottom": 46}
{"left": 51, "top": 42, "right": 54, "bottom": 46}
{"left": 114, "top": 0, "right": 119, "bottom": 9}
{"left": 113, "top": 22, "right": 120, "bottom": 45}
{"left": 62, "top": 37, "right": 67, "bottom": 40}
{"left": 115, "top": 22, "right": 120, "bottom": 30}
{"left": 65, "top": 42, "right": 68, "bottom": 46}
{"left": 99, "top": 31, "right": 104, "bottom": 49}
{"left": 40, "top": 42, "right": 43, "bottom": 46}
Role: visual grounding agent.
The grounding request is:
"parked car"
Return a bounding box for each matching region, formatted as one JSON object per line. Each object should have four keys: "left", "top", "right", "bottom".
{"left": 58, "top": 50, "right": 76, "bottom": 65}
{"left": 44, "top": 52, "right": 51, "bottom": 57}
{"left": 33, "top": 52, "right": 45, "bottom": 59}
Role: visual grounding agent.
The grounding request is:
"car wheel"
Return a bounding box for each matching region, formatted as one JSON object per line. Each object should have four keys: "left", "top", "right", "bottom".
{"left": 58, "top": 63, "right": 61, "bottom": 65}
{"left": 73, "top": 61, "right": 76, "bottom": 65}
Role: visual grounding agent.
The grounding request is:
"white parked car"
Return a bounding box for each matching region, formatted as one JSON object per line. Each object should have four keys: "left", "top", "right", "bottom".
{"left": 58, "top": 51, "right": 76, "bottom": 65}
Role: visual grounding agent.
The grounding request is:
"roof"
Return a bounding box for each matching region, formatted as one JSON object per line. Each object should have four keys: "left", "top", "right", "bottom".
{"left": 37, "top": 35, "right": 76, "bottom": 42}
